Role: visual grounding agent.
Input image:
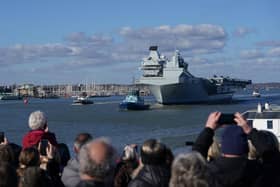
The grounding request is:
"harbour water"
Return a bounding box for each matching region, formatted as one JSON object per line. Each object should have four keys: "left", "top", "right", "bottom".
{"left": 1, "top": 89, "right": 280, "bottom": 155}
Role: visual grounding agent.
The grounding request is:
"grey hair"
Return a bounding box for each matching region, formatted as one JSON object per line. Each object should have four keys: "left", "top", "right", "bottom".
{"left": 79, "top": 137, "right": 116, "bottom": 179}
{"left": 170, "top": 152, "right": 214, "bottom": 187}
{"left": 28, "top": 111, "right": 47, "bottom": 130}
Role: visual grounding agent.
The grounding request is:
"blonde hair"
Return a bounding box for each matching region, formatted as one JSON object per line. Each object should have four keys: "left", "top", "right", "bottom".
{"left": 248, "top": 140, "right": 257, "bottom": 160}
{"left": 207, "top": 137, "right": 221, "bottom": 161}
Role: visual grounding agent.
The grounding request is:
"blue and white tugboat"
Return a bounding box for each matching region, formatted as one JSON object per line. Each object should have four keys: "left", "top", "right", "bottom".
{"left": 119, "top": 90, "right": 150, "bottom": 110}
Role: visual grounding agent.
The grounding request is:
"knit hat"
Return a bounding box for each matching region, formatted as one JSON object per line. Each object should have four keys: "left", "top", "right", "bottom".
{"left": 221, "top": 125, "right": 249, "bottom": 155}
{"left": 28, "top": 111, "right": 47, "bottom": 130}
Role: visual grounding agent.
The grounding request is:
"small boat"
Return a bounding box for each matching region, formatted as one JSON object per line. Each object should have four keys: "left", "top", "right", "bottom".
{"left": 88, "top": 94, "right": 111, "bottom": 98}
{"left": 0, "top": 93, "right": 22, "bottom": 100}
{"left": 252, "top": 90, "right": 261, "bottom": 97}
{"left": 73, "top": 96, "right": 93, "bottom": 105}
{"left": 119, "top": 90, "right": 150, "bottom": 110}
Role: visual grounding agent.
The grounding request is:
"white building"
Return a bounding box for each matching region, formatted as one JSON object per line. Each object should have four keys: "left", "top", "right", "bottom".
{"left": 243, "top": 103, "right": 280, "bottom": 141}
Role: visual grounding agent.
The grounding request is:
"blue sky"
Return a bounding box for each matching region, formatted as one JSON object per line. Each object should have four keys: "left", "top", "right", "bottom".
{"left": 0, "top": 0, "right": 280, "bottom": 84}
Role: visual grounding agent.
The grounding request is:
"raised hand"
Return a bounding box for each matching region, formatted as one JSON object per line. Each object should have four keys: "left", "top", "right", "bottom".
{"left": 234, "top": 112, "right": 252, "bottom": 134}
{"left": 205, "top": 112, "right": 221, "bottom": 130}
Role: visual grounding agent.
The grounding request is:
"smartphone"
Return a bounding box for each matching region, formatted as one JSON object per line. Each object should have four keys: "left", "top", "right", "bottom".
{"left": 40, "top": 139, "right": 49, "bottom": 156}
{"left": 185, "top": 141, "right": 194, "bottom": 146}
{"left": 0, "top": 132, "right": 4, "bottom": 143}
{"left": 217, "top": 113, "right": 236, "bottom": 125}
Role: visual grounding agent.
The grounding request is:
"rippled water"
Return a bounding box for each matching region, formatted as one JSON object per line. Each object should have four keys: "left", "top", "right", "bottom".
{"left": 1, "top": 89, "right": 280, "bottom": 154}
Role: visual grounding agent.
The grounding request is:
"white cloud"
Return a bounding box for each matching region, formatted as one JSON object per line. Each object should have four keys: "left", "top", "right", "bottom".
{"left": 268, "top": 47, "right": 280, "bottom": 57}
{"left": 256, "top": 40, "right": 280, "bottom": 47}
{"left": 233, "top": 27, "right": 255, "bottom": 37}
{"left": 240, "top": 49, "right": 264, "bottom": 59}
{"left": 3, "top": 24, "right": 280, "bottom": 83}
{"left": 119, "top": 24, "right": 227, "bottom": 54}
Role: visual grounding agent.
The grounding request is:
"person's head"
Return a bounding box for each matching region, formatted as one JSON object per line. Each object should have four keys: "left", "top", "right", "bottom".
{"left": 121, "top": 144, "right": 138, "bottom": 161}
{"left": 0, "top": 144, "right": 16, "bottom": 165}
{"left": 8, "top": 143, "right": 22, "bottom": 167}
{"left": 221, "top": 125, "right": 249, "bottom": 157}
{"left": 57, "top": 143, "right": 70, "bottom": 167}
{"left": 79, "top": 137, "right": 116, "bottom": 181}
{"left": 18, "top": 167, "right": 51, "bottom": 187}
{"left": 19, "top": 147, "right": 40, "bottom": 169}
{"left": 140, "top": 139, "right": 167, "bottom": 165}
{"left": 74, "top": 133, "right": 93, "bottom": 154}
{"left": 28, "top": 111, "right": 47, "bottom": 130}
{"left": 254, "top": 130, "right": 279, "bottom": 157}
{"left": 0, "top": 162, "right": 18, "bottom": 187}
{"left": 170, "top": 152, "right": 213, "bottom": 187}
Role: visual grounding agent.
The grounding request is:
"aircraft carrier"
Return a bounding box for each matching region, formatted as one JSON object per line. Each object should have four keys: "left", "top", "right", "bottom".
{"left": 138, "top": 46, "right": 251, "bottom": 104}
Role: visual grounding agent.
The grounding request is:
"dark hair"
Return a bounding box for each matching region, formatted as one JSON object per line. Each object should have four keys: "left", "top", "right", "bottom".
{"left": 74, "top": 133, "right": 93, "bottom": 151}
{"left": 0, "top": 162, "right": 18, "bottom": 187}
{"left": 57, "top": 143, "right": 70, "bottom": 167}
{"left": 0, "top": 144, "right": 16, "bottom": 165}
{"left": 140, "top": 139, "right": 167, "bottom": 165}
{"left": 19, "top": 167, "right": 52, "bottom": 187}
{"left": 19, "top": 147, "right": 40, "bottom": 167}
{"left": 9, "top": 143, "right": 22, "bottom": 168}
{"left": 253, "top": 130, "right": 279, "bottom": 157}
{"left": 18, "top": 147, "right": 40, "bottom": 177}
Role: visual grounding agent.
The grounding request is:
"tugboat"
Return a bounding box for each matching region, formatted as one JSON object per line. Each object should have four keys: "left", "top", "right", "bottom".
{"left": 119, "top": 90, "right": 150, "bottom": 110}
{"left": 252, "top": 90, "right": 261, "bottom": 97}
{"left": 73, "top": 96, "right": 93, "bottom": 105}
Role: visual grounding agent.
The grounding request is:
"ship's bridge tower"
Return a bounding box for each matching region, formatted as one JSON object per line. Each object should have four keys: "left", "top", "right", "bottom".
{"left": 169, "top": 50, "right": 188, "bottom": 69}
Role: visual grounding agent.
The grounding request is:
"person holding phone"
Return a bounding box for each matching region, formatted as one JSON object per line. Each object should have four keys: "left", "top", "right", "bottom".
{"left": 22, "top": 110, "right": 58, "bottom": 149}
{"left": 192, "top": 112, "right": 261, "bottom": 187}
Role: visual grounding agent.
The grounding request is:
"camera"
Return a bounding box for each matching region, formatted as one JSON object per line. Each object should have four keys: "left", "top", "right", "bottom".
{"left": 40, "top": 139, "right": 49, "bottom": 156}
{"left": 217, "top": 113, "right": 237, "bottom": 125}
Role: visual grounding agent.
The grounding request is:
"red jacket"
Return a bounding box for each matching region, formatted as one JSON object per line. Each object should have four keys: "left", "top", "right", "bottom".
{"left": 22, "top": 129, "right": 58, "bottom": 149}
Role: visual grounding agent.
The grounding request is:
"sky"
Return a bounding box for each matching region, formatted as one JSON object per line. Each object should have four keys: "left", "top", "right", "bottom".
{"left": 0, "top": 0, "right": 280, "bottom": 84}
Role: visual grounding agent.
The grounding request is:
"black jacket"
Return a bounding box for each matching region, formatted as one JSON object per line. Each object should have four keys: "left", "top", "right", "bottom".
{"left": 193, "top": 127, "right": 260, "bottom": 187}
{"left": 128, "top": 165, "right": 170, "bottom": 187}
{"left": 209, "top": 156, "right": 260, "bottom": 187}
{"left": 76, "top": 180, "right": 105, "bottom": 187}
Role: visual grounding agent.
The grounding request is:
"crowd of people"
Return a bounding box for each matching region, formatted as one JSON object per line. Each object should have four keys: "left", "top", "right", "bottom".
{"left": 1, "top": 110, "right": 280, "bottom": 187}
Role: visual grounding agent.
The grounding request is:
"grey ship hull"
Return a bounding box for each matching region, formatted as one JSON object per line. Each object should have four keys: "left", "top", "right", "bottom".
{"left": 149, "top": 83, "right": 233, "bottom": 104}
